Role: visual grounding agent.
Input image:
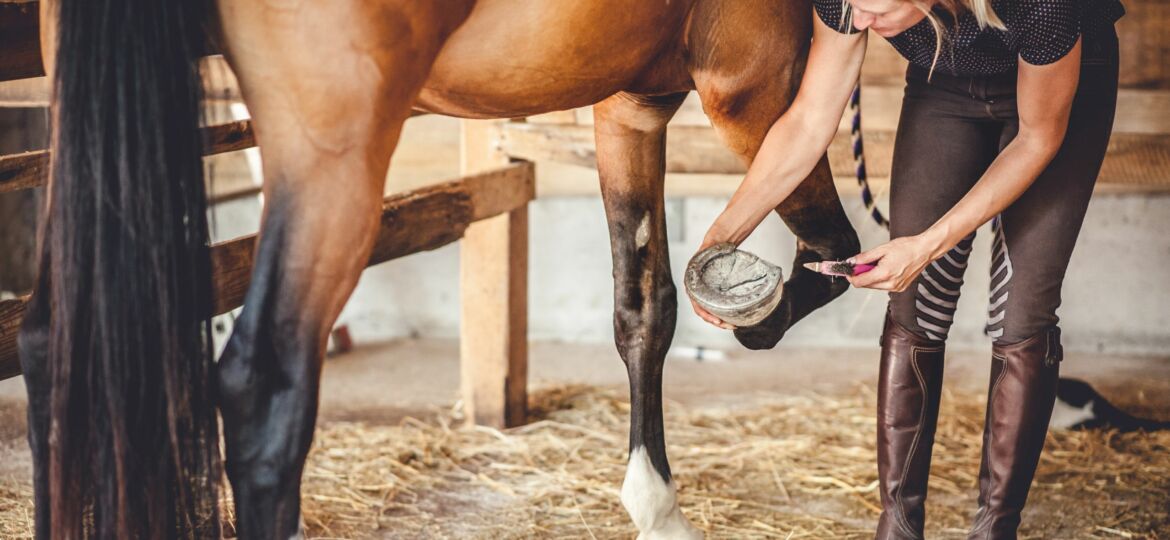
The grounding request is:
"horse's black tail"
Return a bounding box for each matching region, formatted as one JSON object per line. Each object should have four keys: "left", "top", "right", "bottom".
{"left": 46, "top": 0, "right": 219, "bottom": 537}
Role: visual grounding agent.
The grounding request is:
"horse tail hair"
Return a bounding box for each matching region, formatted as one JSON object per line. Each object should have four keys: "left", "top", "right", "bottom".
{"left": 46, "top": 0, "right": 219, "bottom": 537}
{"left": 849, "top": 83, "right": 889, "bottom": 230}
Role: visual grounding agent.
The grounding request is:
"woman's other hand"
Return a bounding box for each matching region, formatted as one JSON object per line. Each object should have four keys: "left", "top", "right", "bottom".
{"left": 846, "top": 235, "right": 937, "bottom": 292}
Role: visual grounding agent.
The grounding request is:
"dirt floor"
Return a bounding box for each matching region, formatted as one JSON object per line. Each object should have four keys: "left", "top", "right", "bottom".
{"left": 0, "top": 340, "right": 1168, "bottom": 538}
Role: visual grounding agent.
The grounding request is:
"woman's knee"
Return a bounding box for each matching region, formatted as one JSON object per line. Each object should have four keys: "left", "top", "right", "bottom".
{"left": 886, "top": 294, "right": 947, "bottom": 343}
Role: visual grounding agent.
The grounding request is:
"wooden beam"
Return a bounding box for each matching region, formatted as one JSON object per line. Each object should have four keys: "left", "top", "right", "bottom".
{"left": 497, "top": 120, "right": 1170, "bottom": 189}
{"left": 1, "top": 112, "right": 432, "bottom": 195}
{"left": 498, "top": 121, "right": 748, "bottom": 175}
{"left": 0, "top": 149, "right": 47, "bottom": 193}
{"left": 460, "top": 119, "right": 529, "bottom": 429}
{"left": 497, "top": 120, "right": 878, "bottom": 177}
{"left": 0, "top": 1, "right": 43, "bottom": 83}
{"left": 0, "top": 298, "right": 23, "bottom": 380}
{"left": 0, "top": 120, "right": 256, "bottom": 194}
{"left": 0, "top": 160, "right": 535, "bottom": 381}
{"left": 0, "top": 77, "right": 48, "bottom": 107}
{"left": 203, "top": 119, "right": 256, "bottom": 155}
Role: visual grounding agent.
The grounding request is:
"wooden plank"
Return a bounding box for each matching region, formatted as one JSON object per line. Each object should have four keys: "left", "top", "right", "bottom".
{"left": 497, "top": 120, "right": 1170, "bottom": 188}
{"left": 0, "top": 1, "right": 43, "bottom": 83}
{"left": 0, "top": 113, "right": 430, "bottom": 195}
{"left": 499, "top": 121, "right": 747, "bottom": 175}
{"left": 203, "top": 120, "right": 256, "bottom": 155}
{"left": 0, "top": 160, "right": 536, "bottom": 381}
{"left": 0, "top": 297, "right": 23, "bottom": 380}
{"left": 461, "top": 159, "right": 536, "bottom": 220}
{"left": 836, "top": 85, "right": 1170, "bottom": 135}
{"left": 0, "top": 76, "right": 48, "bottom": 107}
{"left": 0, "top": 120, "right": 256, "bottom": 194}
{"left": 1113, "top": 89, "right": 1170, "bottom": 135}
{"left": 1116, "top": 0, "right": 1170, "bottom": 90}
{"left": 499, "top": 121, "right": 824, "bottom": 175}
{"left": 459, "top": 119, "right": 528, "bottom": 428}
{"left": 0, "top": 149, "right": 46, "bottom": 193}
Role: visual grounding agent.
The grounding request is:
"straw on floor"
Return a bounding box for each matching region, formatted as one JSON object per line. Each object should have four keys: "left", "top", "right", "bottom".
{"left": 1, "top": 384, "right": 1167, "bottom": 539}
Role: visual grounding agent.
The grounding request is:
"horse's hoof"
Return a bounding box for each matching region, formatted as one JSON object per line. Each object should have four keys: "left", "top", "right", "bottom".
{"left": 732, "top": 303, "right": 790, "bottom": 350}
{"left": 684, "top": 243, "right": 784, "bottom": 327}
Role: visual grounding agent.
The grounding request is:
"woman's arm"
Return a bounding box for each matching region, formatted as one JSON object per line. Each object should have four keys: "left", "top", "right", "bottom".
{"left": 849, "top": 39, "right": 1083, "bottom": 291}
{"left": 700, "top": 13, "right": 867, "bottom": 248}
{"left": 691, "top": 13, "right": 866, "bottom": 328}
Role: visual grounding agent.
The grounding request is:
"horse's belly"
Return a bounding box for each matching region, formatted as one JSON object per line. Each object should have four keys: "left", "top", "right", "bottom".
{"left": 416, "top": 0, "right": 693, "bottom": 118}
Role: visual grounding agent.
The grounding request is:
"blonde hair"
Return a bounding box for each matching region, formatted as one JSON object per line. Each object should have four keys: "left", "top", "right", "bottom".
{"left": 841, "top": 0, "right": 1006, "bottom": 78}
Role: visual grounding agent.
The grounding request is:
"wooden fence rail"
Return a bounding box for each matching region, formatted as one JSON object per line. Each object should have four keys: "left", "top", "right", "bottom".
{"left": 0, "top": 120, "right": 256, "bottom": 194}
{"left": 0, "top": 160, "right": 535, "bottom": 382}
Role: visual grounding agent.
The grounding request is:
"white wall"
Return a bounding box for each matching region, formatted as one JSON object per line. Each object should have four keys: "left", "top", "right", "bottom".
{"left": 325, "top": 189, "right": 1170, "bottom": 356}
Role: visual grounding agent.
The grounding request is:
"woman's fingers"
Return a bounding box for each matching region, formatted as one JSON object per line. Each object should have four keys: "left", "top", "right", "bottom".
{"left": 690, "top": 299, "right": 737, "bottom": 330}
{"left": 849, "top": 245, "right": 886, "bottom": 265}
{"left": 849, "top": 268, "right": 887, "bottom": 288}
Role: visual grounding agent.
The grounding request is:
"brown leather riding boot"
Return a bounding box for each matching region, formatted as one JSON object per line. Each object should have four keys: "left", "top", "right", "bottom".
{"left": 968, "top": 328, "right": 1063, "bottom": 540}
{"left": 875, "top": 315, "right": 945, "bottom": 540}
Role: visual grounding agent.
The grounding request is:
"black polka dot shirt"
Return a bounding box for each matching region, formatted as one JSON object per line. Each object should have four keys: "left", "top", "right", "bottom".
{"left": 813, "top": 0, "right": 1125, "bottom": 76}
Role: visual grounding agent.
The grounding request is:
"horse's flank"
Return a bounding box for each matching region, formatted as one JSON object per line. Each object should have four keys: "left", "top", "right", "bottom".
{"left": 418, "top": 0, "right": 698, "bottom": 117}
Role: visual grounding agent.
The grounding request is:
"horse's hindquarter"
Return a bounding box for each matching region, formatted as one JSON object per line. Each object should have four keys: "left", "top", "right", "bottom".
{"left": 417, "top": 0, "right": 697, "bottom": 118}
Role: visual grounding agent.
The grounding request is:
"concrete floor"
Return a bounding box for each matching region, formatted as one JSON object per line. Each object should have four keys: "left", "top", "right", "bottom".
{"left": 318, "top": 339, "right": 1170, "bottom": 423}
{"left": 3, "top": 339, "right": 1168, "bottom": 431}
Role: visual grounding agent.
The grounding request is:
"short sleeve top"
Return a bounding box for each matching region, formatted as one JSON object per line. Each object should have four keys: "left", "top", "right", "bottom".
{"left": 813, "top": 0, "right": 1125, "bottom": 76}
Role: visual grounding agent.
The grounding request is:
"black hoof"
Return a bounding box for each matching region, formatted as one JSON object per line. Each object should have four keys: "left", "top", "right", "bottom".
{"left": 732, "top": 246, "right": 852, "bottom": 351}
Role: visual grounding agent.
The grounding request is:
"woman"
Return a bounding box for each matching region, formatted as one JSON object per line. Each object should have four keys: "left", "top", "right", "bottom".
{"left": 692, "top": 0, "right": 1124, "bottom": 537}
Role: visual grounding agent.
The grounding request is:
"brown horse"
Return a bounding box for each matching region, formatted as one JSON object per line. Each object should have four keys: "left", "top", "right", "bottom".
{"left": 22, "top": 0, "right": 858, "bottom": 538}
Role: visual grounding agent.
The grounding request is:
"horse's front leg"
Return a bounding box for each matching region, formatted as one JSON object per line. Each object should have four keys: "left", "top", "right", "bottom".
{"left": 595, "top": 92, "right": 702, "bottom": 539}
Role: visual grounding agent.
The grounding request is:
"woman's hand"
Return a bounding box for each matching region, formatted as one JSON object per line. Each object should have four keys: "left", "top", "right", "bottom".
{"left": 847, "top": 235, "right": 938, "bottom": 292}
{"left": 690, "top": 226, "right": 738, "bottom": 330}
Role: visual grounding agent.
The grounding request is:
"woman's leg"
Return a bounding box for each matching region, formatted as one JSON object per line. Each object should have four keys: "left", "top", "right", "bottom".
{"left": 877, "top": 68, "right": 1003, "bottom": 539}
{"left": 969, "top": 31, "right": 1119, "bottom": 539}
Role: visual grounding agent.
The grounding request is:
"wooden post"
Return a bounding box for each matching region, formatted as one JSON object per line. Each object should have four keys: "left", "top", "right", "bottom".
{"left": 459, "top": 119, "right": 528, "bottom": 428}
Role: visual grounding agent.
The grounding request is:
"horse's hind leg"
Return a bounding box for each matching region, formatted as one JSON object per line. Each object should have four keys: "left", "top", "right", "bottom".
{"left": 16, "top": 237, "right": 51, "bottom": 537}
{"left": 214, "top": 2, "right": 472, "bottom": 537}
{"left": 595, "top": 91, "right": 702, "bottom": 539}
{"left": 18, "top": 7, "right": 57, "bottom": 534}
{"left": 689, "top": 0, "right": 860, "bottom": 350}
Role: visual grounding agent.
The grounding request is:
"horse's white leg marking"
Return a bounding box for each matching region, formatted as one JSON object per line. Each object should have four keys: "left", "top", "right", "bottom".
{"left": 635, "top": 211, "right": 651, "bottom": 249}
{"left": 1049, "top": 397, "right": 1095, "bottom": 430}
{"left": 621, "top": 447, "right": 703, "bottom": 540}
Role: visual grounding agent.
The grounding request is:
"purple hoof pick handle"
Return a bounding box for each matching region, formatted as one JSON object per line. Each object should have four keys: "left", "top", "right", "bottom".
{"left": 801, "top": 260, "right": 876, "bottom": 277}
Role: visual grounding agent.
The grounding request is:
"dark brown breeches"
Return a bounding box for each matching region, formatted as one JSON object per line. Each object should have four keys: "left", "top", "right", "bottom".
{"left": 887, "top": 28, "right": 1119, "bottom": 345}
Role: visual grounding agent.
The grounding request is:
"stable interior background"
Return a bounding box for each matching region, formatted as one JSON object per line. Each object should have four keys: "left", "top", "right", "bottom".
{"left": 1, "top": 3, "right": 1168, "bottom": 538}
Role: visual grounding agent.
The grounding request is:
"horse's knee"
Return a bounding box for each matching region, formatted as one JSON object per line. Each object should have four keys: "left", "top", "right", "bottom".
{"left": 614, "top": 279, "right": 678, "bottom": 362}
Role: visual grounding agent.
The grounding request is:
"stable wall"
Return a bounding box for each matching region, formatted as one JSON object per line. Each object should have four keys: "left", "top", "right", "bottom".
{"left": 204, "top": 115, "right": 1169, "bottom": 356}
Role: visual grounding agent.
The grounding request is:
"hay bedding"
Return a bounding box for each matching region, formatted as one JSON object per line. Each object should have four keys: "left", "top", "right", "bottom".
{"left": 1, "top": 385, "right": 1167, "bottom": 539}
